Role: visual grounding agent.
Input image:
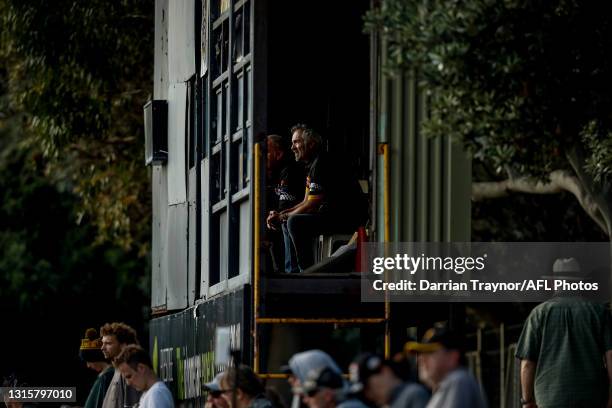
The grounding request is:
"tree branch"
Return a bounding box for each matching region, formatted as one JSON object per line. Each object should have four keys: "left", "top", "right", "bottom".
{"left": 472, "top": 170, "right": 609, "bottom": 234}
{"left": 566, "top": 145, "right": 612, "bottom": 236}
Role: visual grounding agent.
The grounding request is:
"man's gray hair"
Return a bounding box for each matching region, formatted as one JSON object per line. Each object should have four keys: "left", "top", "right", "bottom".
{"left": 290, "top": 123, "right": 322, "bottom": 150}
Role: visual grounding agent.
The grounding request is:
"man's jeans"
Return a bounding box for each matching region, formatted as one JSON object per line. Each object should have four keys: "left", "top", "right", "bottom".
{"left": 287, "top": 213, "right": 358, "bottom": 272}
{"left": 281, "top": 222, "right": 299, "bottom": 273}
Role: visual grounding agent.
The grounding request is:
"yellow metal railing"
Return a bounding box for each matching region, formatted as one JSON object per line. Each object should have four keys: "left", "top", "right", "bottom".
{"left": 257, "top": 318, "right": 386, "bottom": 324}
{"left": 381, "top": 143, "right": 391, "bottom": 359}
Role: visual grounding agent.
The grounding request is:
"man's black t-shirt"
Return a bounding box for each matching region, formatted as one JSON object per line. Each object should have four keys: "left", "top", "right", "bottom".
{"left": 306, "top": 152, "right": 368, "bottom": 224}
{"left": 275, "top": 159, "right": 305, "bottom": 211}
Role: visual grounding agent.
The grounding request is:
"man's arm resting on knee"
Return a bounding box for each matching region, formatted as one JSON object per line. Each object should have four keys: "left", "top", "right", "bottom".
{"left": 520, "top": 359, "right": 538, "bottom": 408}
{"left": 280, "top": 194, "right": 323, "bottom": 219}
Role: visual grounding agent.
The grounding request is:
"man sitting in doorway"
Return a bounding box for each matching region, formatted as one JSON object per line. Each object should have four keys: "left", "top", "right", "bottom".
{"left": 265, "top": 134, "right": 305, "bottom": 273}
{"left": 267, "top": 124, "right": 368, "bottom": 272}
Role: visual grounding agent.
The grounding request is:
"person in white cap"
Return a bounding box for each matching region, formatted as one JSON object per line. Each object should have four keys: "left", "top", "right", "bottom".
{"left": 516, "top": 257, "right": 612, "bottom": 408}
{"left": 284, "top": 349, "right": 367, "bottom": 408}
{"left": 203, "top": 372, "right": 230, "bottom": 408}
{"left": 285, "top": 350, "right": 343, "bottom": 386}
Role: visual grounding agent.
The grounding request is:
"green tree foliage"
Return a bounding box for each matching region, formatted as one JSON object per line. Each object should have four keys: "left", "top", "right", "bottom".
{"left": 0, "top": 14, "right": 150, "bottom": 382}
{"left": 0, "top": 134, "right": 149, "bottom": 314}
{"left": 366, "top": 0, "right": 612, "bottom": 235}
{"left": 0, "top": 0, "right": 153, "bottom": 252}
{"left": 0, "top": 105, "right": 149, "bottom": 389}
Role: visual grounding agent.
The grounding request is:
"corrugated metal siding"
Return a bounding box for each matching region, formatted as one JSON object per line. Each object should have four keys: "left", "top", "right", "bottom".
{"left": 377, "top": 69, "right": 471, "bottom": 242}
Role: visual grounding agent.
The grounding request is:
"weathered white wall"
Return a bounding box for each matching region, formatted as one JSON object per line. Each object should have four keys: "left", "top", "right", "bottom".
{"left": 152, "top": 0, "right": 170, "bottom": 309}
{"left": 152, "top": 0, "right": 196, "bottom": 310}
{"left": 166, "top": 203, "right": 188, "bottom": 310}
{"left": 154, "top": 0, "right": 169, "bottom": 99}
{"left": 168, "top": 0, "right": 196, "bottom": 84}
{"left": 167, "top": 83, "right": 187, "bottom": 205}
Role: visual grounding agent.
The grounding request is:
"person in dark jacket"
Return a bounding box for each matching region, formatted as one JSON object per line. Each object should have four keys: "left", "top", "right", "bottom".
{"left": 349, "top": 353, "right": 429, "bottom": 408}
{"left": 299, "top": 367, "right": 368, "bottom": 408}
{"left": 80, "top": 328, "right": 115, "bottom": 408}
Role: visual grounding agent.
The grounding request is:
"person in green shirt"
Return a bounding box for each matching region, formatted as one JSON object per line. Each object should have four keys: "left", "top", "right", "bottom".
{"left": 516, "top": 258, "right": 612, "bottom": 408}
{"left": 80, "top": 328, "right": 115, "bottom": 408}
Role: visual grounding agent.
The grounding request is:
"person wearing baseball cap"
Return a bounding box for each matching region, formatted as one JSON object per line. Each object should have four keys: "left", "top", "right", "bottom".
{"left": 405, "top": 325, "right": 487, "bottom": 408}
{"left": 284, "top": 350, "right": 366, "bottom": 408}
{"left": 281, "top": 350, "right": 343, "bottom": 408}
{"left": 348, "top": 353, "right": 428, "bottom": 408}
{"left": 79, "top": 328, "right": 115, "bottom": 408}
{"left": 203, "top": 372, "right": 230, "bottom": 408}
{"left": 297, "top": 366, "right": 367, "bottom": 408}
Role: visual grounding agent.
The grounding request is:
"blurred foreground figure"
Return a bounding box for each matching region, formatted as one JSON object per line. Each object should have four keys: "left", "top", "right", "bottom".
{"left": 1, "top": 376, "right": 39, "bottom": 408}
{"left": 516, "top": 258, "right": 612, "bottom": 408}
{"left": 203, "top": 372, "right": 230, "bottom": 408}
{"left": 283, "top": 349, "right": 343, "bottom": 408}
{"left": 79, "top": 328, "right": 114, "bottom": 408}
{"left": 219, "top": 365, "right": 273, "bottom": 408}
{"left": 285, "top": 349, "right": 367, "bottom": 408}
{"left": 115, "top": 345, "right": 174, "bottom": 408}
{"left": 349, "top": 353, "right": 429, "bottom": 408}
{"left": 406, "top": 325, "right": 487, "bottom": 408}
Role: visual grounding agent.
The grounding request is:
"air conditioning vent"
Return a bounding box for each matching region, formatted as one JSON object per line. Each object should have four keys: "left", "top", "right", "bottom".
{"left": 144, "top": 100, "right": 168, "bottom": 165}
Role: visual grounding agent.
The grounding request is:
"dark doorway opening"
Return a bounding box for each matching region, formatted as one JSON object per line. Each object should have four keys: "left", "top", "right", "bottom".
{"left": 265, "top": 0, "right": 371, "bottom": 177}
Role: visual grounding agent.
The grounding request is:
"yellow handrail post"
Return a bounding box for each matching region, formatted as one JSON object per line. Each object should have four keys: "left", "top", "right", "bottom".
{"left": 382, "top": 143, "right": 391, "bottom": 359}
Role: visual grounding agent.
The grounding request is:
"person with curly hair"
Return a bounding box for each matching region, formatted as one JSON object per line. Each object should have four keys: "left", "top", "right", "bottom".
{"left": 99, "top": 322, "right": 141, "bottom": 408}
